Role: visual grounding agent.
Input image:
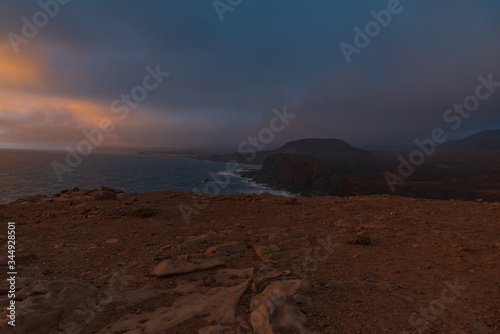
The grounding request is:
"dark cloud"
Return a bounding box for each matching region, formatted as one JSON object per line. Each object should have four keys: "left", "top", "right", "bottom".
{"left": 0, "top": 0, "right": 499, "bottom": 150}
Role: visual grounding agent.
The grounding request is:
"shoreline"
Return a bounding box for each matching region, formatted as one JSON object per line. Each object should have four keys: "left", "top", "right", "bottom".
{"left": 1, "top": 151, "right": 499, "bottom": 204}
{"left": 0, "top": 153, "right": 285, "bottom": 205}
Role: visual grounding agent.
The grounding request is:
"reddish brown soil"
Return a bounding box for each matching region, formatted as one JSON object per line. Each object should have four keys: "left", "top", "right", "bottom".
{"left": 1, "top": 189, "right": 499, "bottom": 333}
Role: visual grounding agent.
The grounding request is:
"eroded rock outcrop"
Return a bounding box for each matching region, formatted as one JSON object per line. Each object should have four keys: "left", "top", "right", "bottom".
{"left": 252, "top": 260, "right": 291, "bottom": 293}
{"left": 0, "top": 280, "right": 98, "bottom": 334}
{"left": 100, "top": 268, "right": 253, "bottom": 333}
{"left": 1, "top": 232, "right": 320, "bottom": 333}
{"left": 250, "top": 279, "right": 313, "bottom": 334}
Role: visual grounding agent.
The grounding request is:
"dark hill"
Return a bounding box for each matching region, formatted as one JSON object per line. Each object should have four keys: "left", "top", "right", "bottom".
{"left": 275, "top": 138, "right": 359, "bottom": 154}
{"left": 212, "top": 132, "right": 500, "bottom": 201}
{"left": 438, "top": 129, "right": 500, "bottom": 151}
{"left": 208, "top": 138, "right": 371, "bottom": 165}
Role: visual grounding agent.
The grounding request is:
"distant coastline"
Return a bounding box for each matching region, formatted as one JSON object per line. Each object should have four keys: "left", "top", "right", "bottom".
{"left": 144, "top": 131, "right": 500, "bottom": 202}
{"left": 0, "top": 152, "right": 287, "bottom": 204}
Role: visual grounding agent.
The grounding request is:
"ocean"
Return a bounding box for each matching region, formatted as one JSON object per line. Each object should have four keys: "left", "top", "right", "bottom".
{"left": 0, "top": 149, "right": 292, "bottom": 204}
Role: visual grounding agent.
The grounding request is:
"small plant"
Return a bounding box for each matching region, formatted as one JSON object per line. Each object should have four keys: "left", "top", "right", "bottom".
{"left": 133, "top": 208, "right": 156, "bottom": 218}
{"left": 349, "top": 235, "right": 371, "bottom": 245}
{"left": 285, "top": 198, "right": 298, "bottom": 205}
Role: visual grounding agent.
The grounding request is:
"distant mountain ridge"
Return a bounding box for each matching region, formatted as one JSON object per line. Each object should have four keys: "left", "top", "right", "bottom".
{"left": 208, "top": 138, "right": 371, "bottom": 165}
{"left": 274, "top": 138, "right": 360, "bottom": 153}
{"left": 438, "top": 130, "right": 500, "bottom": 151}
{"left": 208, "top": 130, "right": 500, "bottom": 165}
{"left": 236, "top": 130, "right": 500, "bottom": 201}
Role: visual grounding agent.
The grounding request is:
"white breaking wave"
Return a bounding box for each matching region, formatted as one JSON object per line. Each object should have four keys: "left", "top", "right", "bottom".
{"left": 230, "top": 169, "right": 299, "bottom": 197}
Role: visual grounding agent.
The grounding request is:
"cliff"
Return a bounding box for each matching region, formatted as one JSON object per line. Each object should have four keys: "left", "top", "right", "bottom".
{"left": 254, "top": 153, "right": 380, "bottom": 195}
{"left": 243, "top": 134, "right": 500, "bottom": 201}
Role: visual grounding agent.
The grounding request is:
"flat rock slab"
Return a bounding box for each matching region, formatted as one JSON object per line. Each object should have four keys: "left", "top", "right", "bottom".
{"left": 153, "top": 253, "right": 225, "bottom": 277}
{"left": 0, "top": 280, "right": 98, "bottom": 334}
{"left": 205, "top": 241, "right": 247, "bottom": 255}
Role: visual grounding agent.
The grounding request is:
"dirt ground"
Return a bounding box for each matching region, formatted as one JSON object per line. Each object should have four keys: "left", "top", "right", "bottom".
{"left": 0, "top": 188, "right": 499, "bottom": 333}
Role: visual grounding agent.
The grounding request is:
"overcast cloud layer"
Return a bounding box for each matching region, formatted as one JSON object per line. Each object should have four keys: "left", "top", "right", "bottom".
{"left": 0, "top": 0, "right": 499, "bottom": 151}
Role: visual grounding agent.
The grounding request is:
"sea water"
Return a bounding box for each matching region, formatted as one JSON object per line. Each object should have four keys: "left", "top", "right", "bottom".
{"left": 0, "top": 149, "right": 293, "bottom": 204}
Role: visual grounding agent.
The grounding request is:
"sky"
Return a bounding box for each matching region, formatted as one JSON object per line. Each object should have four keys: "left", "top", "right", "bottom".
{"left": 0, "top": 0, "right": 499, "bottom": 151}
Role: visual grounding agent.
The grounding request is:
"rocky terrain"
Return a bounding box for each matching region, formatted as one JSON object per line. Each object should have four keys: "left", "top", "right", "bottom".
{"left": 0, "top": 187, "right": 499, "bottom": 333}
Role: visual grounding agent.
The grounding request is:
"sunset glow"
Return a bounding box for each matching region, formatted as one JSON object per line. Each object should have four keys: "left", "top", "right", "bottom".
{"left": 0, "top": 1, "right": 499, "bottom": 151}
